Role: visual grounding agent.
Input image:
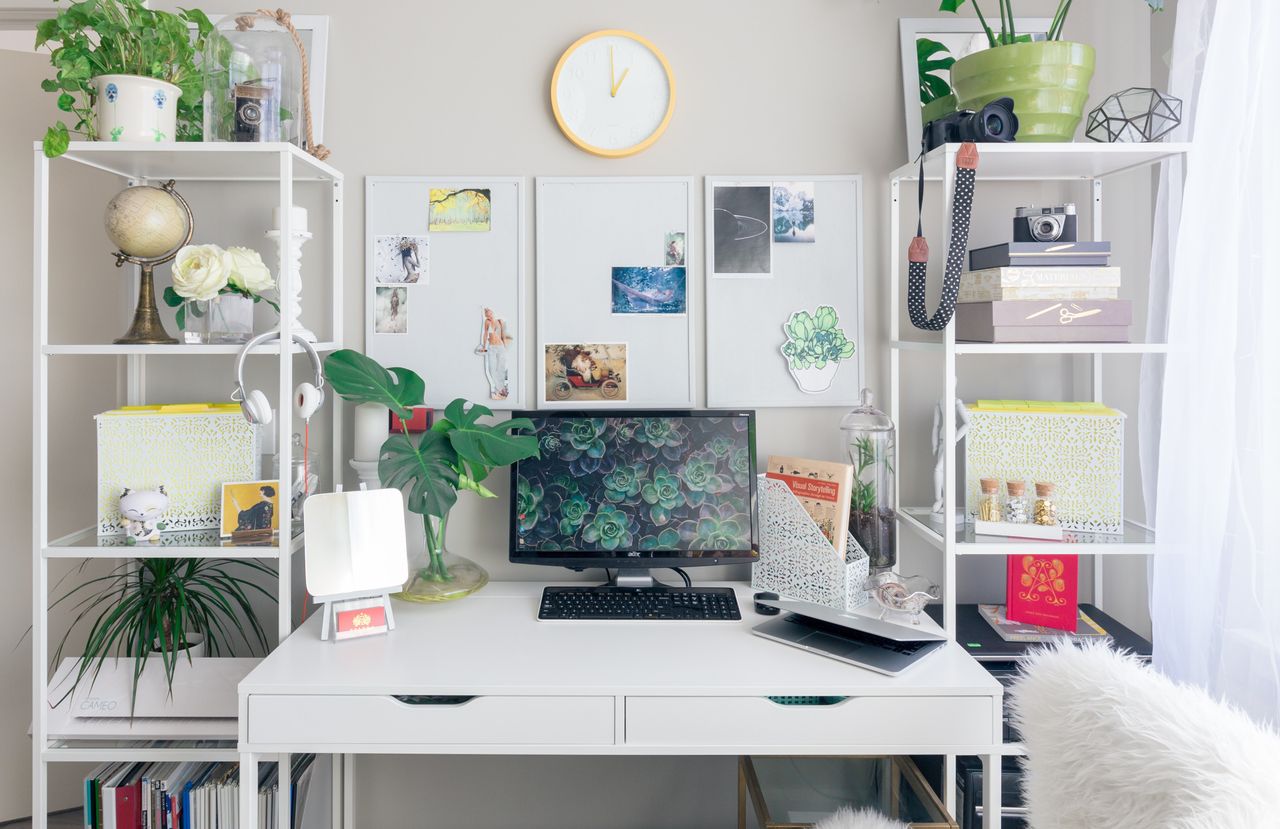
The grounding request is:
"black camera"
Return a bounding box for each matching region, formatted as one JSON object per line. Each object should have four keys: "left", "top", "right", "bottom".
{"left": 923, "top": 97, "right": 1019, "bottom": 153}
{"left": 233, "top": 82, "right": 270, "bottom": 142}
{"left": 1014, "top": 204, "right": 1078, "bottom": 243}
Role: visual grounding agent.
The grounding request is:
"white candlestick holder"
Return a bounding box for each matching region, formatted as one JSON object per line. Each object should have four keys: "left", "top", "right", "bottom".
{"left": 266, "top": 227, "right": 317, "bottom": 342}
{"left": 349, "top": 459, "right": 381, "bottom": 490}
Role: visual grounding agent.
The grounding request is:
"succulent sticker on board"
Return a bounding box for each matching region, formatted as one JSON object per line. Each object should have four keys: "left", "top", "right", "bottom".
{"left": 779, "top": 306, "right": 856, "bottom": 394}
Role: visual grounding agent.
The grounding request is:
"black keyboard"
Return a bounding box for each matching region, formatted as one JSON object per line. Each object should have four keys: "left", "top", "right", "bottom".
{"left": 538, "top": 586, "right": 741, "bottom": 621}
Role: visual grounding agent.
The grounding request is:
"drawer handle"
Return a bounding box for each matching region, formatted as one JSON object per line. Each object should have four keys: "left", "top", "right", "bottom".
{"left": 765, "top": 696, "right": 849, "bottom": 706}
{"left": 392, "top": 695, "right": 476, "bottom": 706}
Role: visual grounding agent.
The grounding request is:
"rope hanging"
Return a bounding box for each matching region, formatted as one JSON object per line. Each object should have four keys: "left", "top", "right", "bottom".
{"left": 235, "top": 8, "right": 331, "bottom": 161}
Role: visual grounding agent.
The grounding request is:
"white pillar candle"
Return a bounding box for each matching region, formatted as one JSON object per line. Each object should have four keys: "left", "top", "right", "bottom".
{"left": 354, "top": 402, "right": 390, "bottom": 462}
{"left": 272, "top": 205, "right": 308, "bottom": 234}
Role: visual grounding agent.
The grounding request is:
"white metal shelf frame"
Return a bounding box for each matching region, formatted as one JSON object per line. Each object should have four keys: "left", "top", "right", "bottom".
{"left": 888, "top": 141, "right": 1189, "bottom": 632}
{"left": 888, "top": 142, "right": 1188, "bottom": 817}
{"left": 32, "top": 142, "right": 344, "bottom": 829}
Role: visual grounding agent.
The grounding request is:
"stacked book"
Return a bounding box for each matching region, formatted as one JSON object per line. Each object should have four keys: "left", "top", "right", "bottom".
{"left": 82, "top": 753, "right": 329, "bottom": 829}
{"left": 957, "top": 242, "right": 1131, "bottom": 343}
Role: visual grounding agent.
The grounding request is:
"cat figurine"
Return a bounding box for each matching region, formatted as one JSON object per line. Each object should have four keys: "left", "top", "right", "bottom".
{"left": 119, "top": 486, "right": 169, "bottom": 544}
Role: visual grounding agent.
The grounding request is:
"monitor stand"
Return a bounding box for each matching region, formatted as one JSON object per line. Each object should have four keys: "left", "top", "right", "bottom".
{"left": 611, "top": 571, "right": 659, "bottom": 589}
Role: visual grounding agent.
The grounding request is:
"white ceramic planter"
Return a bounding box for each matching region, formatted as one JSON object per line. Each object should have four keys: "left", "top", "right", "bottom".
{"left": 151, "top": 632, "right": 206, "bottom": 658}
{"left": 788, "top": 361, "right": 840, "bottom": 394}
{"left": 94, "top": 74, "right": 181, "bottom": 143}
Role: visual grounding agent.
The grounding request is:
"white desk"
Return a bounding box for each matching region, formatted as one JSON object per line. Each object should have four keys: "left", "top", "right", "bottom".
{"left": 238, "top": 583, "right": 1005, "bottom": 827}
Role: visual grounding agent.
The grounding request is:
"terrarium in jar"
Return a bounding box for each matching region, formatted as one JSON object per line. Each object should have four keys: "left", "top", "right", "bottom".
{"left": 203, "top": 13, "right": 303, "bottom": 145}
{"left": 840, "top": 388, "right": 897, "bottom": 572}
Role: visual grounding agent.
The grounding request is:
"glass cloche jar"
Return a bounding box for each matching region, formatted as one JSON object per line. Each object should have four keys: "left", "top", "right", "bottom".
{"left": 202, "top": 13, "right": 303, "bottom": 145}
{"left": 840, "top": 388, "right": 897, "bottom": 572}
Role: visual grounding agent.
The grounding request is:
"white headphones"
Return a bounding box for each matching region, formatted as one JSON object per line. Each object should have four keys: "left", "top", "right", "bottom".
{"left": 232, "top": 330, "right": 326, "bottom": 425}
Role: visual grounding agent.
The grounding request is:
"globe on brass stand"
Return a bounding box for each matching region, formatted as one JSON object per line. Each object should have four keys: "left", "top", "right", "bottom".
{"left": 105, "top": 179, "right": 195, "bottom": 345}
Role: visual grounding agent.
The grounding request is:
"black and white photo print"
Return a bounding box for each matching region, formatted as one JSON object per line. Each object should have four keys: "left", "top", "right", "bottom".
{"left": 712, "top": 184, "right": 772, "bottom": 276}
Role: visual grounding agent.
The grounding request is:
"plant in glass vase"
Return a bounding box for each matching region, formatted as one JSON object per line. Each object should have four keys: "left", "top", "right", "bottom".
{"left": 322, "top": 349, "right": 540, "bottom": 602}
{"left": 162, "top": 243, "right": 279, "bottom": 343}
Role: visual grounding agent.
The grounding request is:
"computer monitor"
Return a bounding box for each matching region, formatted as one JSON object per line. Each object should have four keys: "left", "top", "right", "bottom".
{"left": 509, "top": 410, "right": 758, "bottom": 585}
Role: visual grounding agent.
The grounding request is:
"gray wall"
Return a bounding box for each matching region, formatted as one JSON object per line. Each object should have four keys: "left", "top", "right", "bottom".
{"left": 0, "top": 0, "right": 1167, "bottom": 823}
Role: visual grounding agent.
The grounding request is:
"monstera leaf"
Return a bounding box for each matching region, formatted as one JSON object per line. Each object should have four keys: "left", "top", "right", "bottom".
{"left": 437, "top": 399, "right": 539, "bottom": 486}
{"left": 917, "top": 37, "right": 955, "bottom": 105}
{"left": 322, "top": 349, "right": 424, "bottom": 419}
{"left": 379, "top": 430, "right": 460, "bottom": 518}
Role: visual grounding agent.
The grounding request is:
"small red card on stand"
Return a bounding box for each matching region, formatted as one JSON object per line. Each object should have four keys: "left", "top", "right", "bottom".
{"left": 1006, "top": 554, "right": 1078, "bottom": 632}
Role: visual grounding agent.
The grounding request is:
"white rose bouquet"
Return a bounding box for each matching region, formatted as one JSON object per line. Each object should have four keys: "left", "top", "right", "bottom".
{"left": 163, "top": 243, "right": 279, "bottom": 331}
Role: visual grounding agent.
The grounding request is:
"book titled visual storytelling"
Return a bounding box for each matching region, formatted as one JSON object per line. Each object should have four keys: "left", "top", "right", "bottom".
{"left": 765, "top": 455, "right": 854, "bottom": 560}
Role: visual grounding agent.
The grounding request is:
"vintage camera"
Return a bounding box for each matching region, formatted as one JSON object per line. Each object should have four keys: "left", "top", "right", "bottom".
{"left": 1014, "top": 204, "right": 1078, "bottom": 243}
{"left": 233, "top": 82, "right": 270, "bottom": 142}
{"left": 923, "top": 97, "right": 1019, "bottom": 153}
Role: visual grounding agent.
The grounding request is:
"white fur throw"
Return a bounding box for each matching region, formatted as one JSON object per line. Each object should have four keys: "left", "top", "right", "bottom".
{"left": 1009, "top": 640, "right": 1280, "bottom": 829}
{"left": 813, "top": 806, "right": 909, "bottom": 829}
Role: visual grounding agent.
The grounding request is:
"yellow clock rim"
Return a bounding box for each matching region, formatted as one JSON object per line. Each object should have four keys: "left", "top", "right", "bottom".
{"left": 550, "top": 29, "right": 676, "bottom": 159}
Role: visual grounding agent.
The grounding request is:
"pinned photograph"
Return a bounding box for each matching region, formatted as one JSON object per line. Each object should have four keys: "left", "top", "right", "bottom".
{"left": 374, "top": 235, "right": 428, "bottom": 284}
{"left": 374, "top": 286, "right": 409, "bottom": 334}
{"left": 773, "top": 181, "right": 816, "bottom": 243}
{"left": 712, "top": 184, "right": 772, "bottom": 276}
{"left": 611, "top": 266, "right": 687, "bottom": 315}
{"left": 476, "top": 306, "right": 514, "bottom": 401}
{"left": 220, "top": 480, "right": 280, "bottom": 537}
{"left": 664, "top": 231, "right": 686, "bottom": 266}
{"left": 428, "top": 187, "right": 492, "bottom": 232}
{"left": 544, "top": 342, "right": 627, "bottom": 403}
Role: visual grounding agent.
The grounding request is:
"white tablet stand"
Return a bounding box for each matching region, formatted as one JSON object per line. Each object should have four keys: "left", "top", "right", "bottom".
{"left": 303, "top": 486, "right": 409, "bottom": 641}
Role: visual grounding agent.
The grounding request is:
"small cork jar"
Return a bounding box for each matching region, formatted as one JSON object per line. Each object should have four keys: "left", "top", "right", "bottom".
{"left": 1004, "top": 481, "right": 1029, "bottom": 524}
{"left": 978, "top": 477, "right": 1001, "bottom": 522}
{"left": 1033, "top": 482, "right": 1058, "bottom": 526}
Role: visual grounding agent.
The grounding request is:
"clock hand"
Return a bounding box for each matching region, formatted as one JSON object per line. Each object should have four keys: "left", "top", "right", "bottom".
{"left": 610, "top": 46, "right": 629, "bottom": 97}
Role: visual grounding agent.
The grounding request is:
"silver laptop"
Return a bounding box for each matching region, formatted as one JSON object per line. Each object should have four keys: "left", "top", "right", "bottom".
{"left": 752, "top": 598, "right": 947, "bottom": 676}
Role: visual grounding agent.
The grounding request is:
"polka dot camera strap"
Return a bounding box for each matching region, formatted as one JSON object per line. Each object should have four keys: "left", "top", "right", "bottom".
{"left": 908, "top": 141, "right": 980, "bottom": 331}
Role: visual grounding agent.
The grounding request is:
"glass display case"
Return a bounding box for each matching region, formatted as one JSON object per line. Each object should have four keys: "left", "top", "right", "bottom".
{"left": 739, "top": 756, "right": 957, "bottom": 829}
{"left": 203, "top": 13, "right": 303, "bottom": 145}
{"left": 840, "top": 388, "right": 897, "bottom": 571}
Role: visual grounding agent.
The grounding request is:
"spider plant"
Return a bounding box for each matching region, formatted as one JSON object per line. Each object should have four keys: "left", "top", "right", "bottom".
{"left": 49, "top": 557, "right": 277, "bottom": 715}
{"left": 940, "top": 0, "right": 1163, "bottom": 46}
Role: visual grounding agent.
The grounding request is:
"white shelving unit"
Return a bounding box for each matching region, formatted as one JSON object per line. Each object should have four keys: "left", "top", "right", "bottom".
{"left": 31, "top": 142, "right": 344, "bottom": 829}
{"left": 887, "top": 142, "right": 1189, "bottom": 775}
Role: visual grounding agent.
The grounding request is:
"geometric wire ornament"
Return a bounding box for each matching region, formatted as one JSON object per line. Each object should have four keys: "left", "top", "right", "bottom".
{"left": 1086, "top": 87, "right": 1184, "bottom": 143}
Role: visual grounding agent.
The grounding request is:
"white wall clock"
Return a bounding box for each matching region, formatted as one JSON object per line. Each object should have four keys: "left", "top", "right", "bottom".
{"left": 551, "top": 29, "right": 675, "bottom": 158}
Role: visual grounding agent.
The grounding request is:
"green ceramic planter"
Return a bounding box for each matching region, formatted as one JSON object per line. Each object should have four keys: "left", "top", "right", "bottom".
{"left": 950, "top": 40, "right": 1096, "bottom": 142}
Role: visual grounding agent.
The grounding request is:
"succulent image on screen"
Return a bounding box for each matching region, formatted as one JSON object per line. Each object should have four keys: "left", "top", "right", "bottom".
{"left": 514, "top": 415, "right": 755, "bottom": 555}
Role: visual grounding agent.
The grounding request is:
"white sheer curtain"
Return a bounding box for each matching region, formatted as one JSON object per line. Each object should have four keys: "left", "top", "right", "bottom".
{"left": 1143, "top": 0, "right": 1280, "bottom": 723}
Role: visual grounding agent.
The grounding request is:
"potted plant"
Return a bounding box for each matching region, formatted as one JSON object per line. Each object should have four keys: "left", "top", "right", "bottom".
{"left": 940, "top": 0, "right": 1163, "bottom": 141}
{"left": 161, "top": 243, "right": 279, "bottom": 343}
{"left": 36, "top": 0, "right": 214, "bottom": 157}
{"left": 779, "top": 306, "right": 856, "bottom": 394}
{"left": 322, "top": 349, "right": 540, "bottom": 602}
{"left": 48, "top": 557, "right": 276, "bottom": 715}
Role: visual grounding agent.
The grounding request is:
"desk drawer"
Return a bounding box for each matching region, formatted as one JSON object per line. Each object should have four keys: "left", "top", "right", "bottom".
{"left": 248, "top": 695, "right": 614, "bottom": 746}
{"left": 625, "top": 696, "right": 992, "bottom": 748}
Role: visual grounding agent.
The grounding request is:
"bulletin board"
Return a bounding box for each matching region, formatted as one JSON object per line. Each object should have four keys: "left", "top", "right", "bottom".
{"left": 535, "top": 177, "right": 696, "bottom": 408}
{"left": 364, "top": 177, "right": 525, "bottom": 409}
{"left": 705, "top": 175, "right": 864, "bottom": 408}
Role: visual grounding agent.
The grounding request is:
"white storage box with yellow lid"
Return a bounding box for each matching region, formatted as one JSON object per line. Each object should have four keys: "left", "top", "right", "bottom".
{"left": 963, "top": 400, "right": 1125, "bottom": 534}
{"left": 96, "top": 403, "right": 263, "bottom": 536}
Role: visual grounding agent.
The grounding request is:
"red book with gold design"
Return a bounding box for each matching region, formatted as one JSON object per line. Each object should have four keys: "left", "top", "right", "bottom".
{"left": 1006, "top": 554, "right": 1078, "bottom": 632}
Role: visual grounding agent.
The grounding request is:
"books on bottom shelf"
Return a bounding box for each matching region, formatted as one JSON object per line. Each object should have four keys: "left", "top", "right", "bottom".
{"left": 979, "top": 604, "right": 1110, "bottom": 644}
{"left": 83, "top": 753, "right": 330, "bottom": 829}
